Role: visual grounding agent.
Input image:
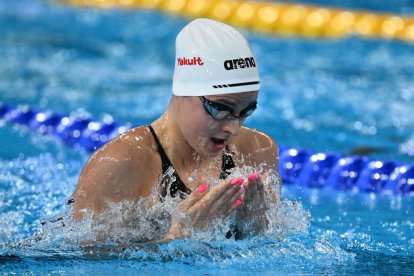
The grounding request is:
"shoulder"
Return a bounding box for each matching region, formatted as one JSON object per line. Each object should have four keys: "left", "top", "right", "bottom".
{"left": 234, "top": 127, "right": 278, "bottom": 154}
{"left": 73, "top": 125, "right": 160, "bottom": 218}
{"left": 231, "top": 127, "right": 279, "bottom": 170}
{"left": 85, "top": 125, "right": 157, "bottom": 169}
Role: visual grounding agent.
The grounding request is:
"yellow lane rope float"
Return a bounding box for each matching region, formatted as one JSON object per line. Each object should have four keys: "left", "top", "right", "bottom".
{"left": 60, "top": 0, "right": 414, "bottom": 43}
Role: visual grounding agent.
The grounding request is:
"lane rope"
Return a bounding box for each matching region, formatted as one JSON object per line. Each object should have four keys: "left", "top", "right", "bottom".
{"left": 58, "top": 0, "right": 414, "bottom": 43}
{"left": 2, "top": 103, "right": 413, "bottom": 195}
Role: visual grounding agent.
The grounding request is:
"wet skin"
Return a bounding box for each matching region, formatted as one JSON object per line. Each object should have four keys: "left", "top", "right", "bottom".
{"left": 72, "top": 91, "right": 280, "bottom": 241}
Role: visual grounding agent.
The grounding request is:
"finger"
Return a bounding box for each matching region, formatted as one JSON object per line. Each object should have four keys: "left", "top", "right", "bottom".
{"left": 247, "top": 172, "right": 261, "bottom": 193}
{"left": 242, "top": 181, "right": 255, "bottom": 205}
{"left": 245, "top": 173, "right": 271, "bottom": 214}
{"left": 244, "top": 172, "right": 263, "bottom": 207}
{"left": 221, "top": 200, "right": 242, "bottom": 219}
{"left": 187, "top": 179, "right": 244, "bottom": 227}
{"left": 188, "top": 178, "right": 245, "bottom": 226}
{"left": 227, "top": 186, "right": 245, "bottom": 207}
{"left": 204, "top": 177, "right": 244, "bottom": 206}
{"left": 254, "top": 175, "right": 265, "bottom": 199}
{"left": 241, "top": 182, "right": 252, "bottom": 207}
{"left": 223, "top": 180, "right": 245, "bottom": 201}
{"left": 189, "top": 181, "right": 241, "bottom": 226}
{"left": 206, "top": 182, "right": 244, "bottom": 219}
{"left": 222, "top": 190, "right": 245, "bottom": 218}
{"left": 178, "top": 183, "right": 208, "bottom": 212}
{"left": 259, "top": 172, "right": 275, "bottom": 199}
{"left": 220, "top": 185, "right": 245, "bottom": 215}
{"left": 249, "top": 172, "right": 268, "bottom": 196}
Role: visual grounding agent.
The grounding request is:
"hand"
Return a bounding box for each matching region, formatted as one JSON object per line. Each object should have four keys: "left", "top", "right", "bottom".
{"left": 164, "top": 177, "right": 246, "bottom": 240}
{"left": 235, "top": 172, "right": 270, "bottom": 236}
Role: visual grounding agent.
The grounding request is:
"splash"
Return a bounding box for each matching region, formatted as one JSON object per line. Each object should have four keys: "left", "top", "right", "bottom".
{"left": 0, "top": 153, "right": 83, "bottom": 243}
{"left": 0, "top": 162, "right": 355, "bottom": 273}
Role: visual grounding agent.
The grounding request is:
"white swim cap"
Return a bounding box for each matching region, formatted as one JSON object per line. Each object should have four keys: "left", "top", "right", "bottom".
{"left": 172, "top": 18, "right": 260, "bottom": 96}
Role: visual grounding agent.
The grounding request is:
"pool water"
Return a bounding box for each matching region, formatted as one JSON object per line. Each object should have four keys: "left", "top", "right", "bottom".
{"left": 1, "top": 0, "right": 414, "bottom": 274}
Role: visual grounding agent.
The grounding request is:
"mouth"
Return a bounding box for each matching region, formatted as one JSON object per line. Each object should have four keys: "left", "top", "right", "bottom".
{"left": 211, "top": 137, "right": 228, "bottom": 146}
{"left": 209, "top": 136, "right": 230, "bottom": 154}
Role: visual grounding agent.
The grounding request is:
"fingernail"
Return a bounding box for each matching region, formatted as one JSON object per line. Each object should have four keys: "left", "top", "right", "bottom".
{"left": 237, "top": 178, "right": 244, "bottom": 184}
{"left": 230, "top": 178, "right": 239, "bottom": 185}
{"left": 248, "top": 172, "right": 260, "bottom": 182}
{"left": 234, "top": 199, "right": 242, "bottom": 207}
{"left": 198, "top": 184, "right": 208, "bottom": 193}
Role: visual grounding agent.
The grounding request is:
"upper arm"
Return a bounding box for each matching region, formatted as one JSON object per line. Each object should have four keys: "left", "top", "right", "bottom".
{"left": 72, "top": 131, "right": 158, "bottom": 220}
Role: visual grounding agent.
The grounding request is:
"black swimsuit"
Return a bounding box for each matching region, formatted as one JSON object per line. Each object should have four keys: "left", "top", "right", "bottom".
{"left": 148, "top": 125, "right": 241, "bottom": 239}
{"left": 65, "top": 126, "right": 240, "bottom": 238}
{"left": 148, "top": 125, "right": 236, "bottom": 199}
{"left": 67, "top": 125, "right": 236, "bottom": 204}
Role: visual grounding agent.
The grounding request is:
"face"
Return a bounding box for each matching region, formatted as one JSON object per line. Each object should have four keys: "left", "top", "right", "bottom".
{"left": 174, "top": 91, "right": 259, "bottom": 157}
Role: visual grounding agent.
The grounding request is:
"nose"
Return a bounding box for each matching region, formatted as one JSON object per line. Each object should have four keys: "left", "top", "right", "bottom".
{"left": 222, "top": 118, "right": 241, "bottom": 136}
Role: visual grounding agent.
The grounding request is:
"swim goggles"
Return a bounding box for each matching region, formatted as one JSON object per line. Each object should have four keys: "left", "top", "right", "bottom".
{"left": 199, "top": 96, "right": 257, "bottom": 120}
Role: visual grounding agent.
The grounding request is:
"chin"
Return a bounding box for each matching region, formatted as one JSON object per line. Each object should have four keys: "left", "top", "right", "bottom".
{"left": 191, "top": 137, "right": 225, "bottom": 157}
{"left": 206, "top": 150, "right": 222, "bottom": 157}
{"left": 196, "top": 147, "right": 222, "bottom": 158}
{"left": 207, "top": 146, "right": 225, "bottom": 157}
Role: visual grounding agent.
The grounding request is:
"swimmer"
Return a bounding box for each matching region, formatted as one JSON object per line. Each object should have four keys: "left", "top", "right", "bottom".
{"left": 70, "top": 18, "right": 280, "bottom": 242}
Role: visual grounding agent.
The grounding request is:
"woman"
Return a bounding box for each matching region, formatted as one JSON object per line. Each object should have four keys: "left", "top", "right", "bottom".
{"left": 71, "top": 18, "right": 280, "bottom": 242}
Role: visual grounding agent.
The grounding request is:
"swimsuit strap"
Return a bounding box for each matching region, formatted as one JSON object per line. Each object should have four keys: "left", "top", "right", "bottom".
{"left": 148, "top": 125, "right": 191, "bottom": 198}
{"left": 148, "top": 125, "right": 173, "bottom": 174}
{"left": 148, "top": 125, "right": 236, "bottom": 198}
{"left": 221, "top": 147, "right": 236, "bottom": 179}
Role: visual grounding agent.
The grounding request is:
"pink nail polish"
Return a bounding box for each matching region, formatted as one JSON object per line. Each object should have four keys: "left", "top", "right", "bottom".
{"left": 238, "top": 178, "right": 244, "bottom": 184}
{"left": 198, "top": 184, "right": 207, "bottom": 193}
{"left": 248, "top": 172, "right": 260, "bottom": 182}
{"left": 230, "top": 178, "right": 239, "bottom": 185}
{"left": 234, "top": 199, "right": 242, "bottom": 207}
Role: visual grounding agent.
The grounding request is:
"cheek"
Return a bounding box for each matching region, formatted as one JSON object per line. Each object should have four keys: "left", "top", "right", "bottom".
{"left": 187, "top": 112, "right": 211, "bottom": 137}
{"left": 181, "top": 108, "right": 217, "bottom": 143}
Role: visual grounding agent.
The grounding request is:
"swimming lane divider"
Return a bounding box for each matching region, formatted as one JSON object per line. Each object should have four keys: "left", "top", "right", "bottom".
{"left": 1, "top": 103, "right": 413, "bottom": 196}
{"left": 60, "top": 0, "right": 414, "bottom": 44}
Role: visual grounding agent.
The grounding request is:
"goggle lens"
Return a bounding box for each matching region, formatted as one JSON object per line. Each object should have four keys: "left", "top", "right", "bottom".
{"left": 200, "top": 96, "right": 257, "bottom": 120}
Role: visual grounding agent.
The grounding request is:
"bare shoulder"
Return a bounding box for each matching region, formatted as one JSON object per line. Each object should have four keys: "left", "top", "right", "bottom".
{"left": 231, "top": 127, "right": 279, "bottom": 170}
{"left": 83, "top": 125, "right": 156, "bottom": 171}
{"left": 73, "top": 125, "right": 160, "bottom": 219}
{"left": 234, "top": 127, "right": 278, "bottom": 154}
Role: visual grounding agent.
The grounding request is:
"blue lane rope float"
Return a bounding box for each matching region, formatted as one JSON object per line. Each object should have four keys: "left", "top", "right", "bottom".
{"left": 1, "top": 103, "right": 413, "bottom": 195}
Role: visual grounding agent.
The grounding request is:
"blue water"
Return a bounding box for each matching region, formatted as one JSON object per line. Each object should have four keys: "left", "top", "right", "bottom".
{"left": 1, "top": 0, "right": 414, "bottom": 274}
